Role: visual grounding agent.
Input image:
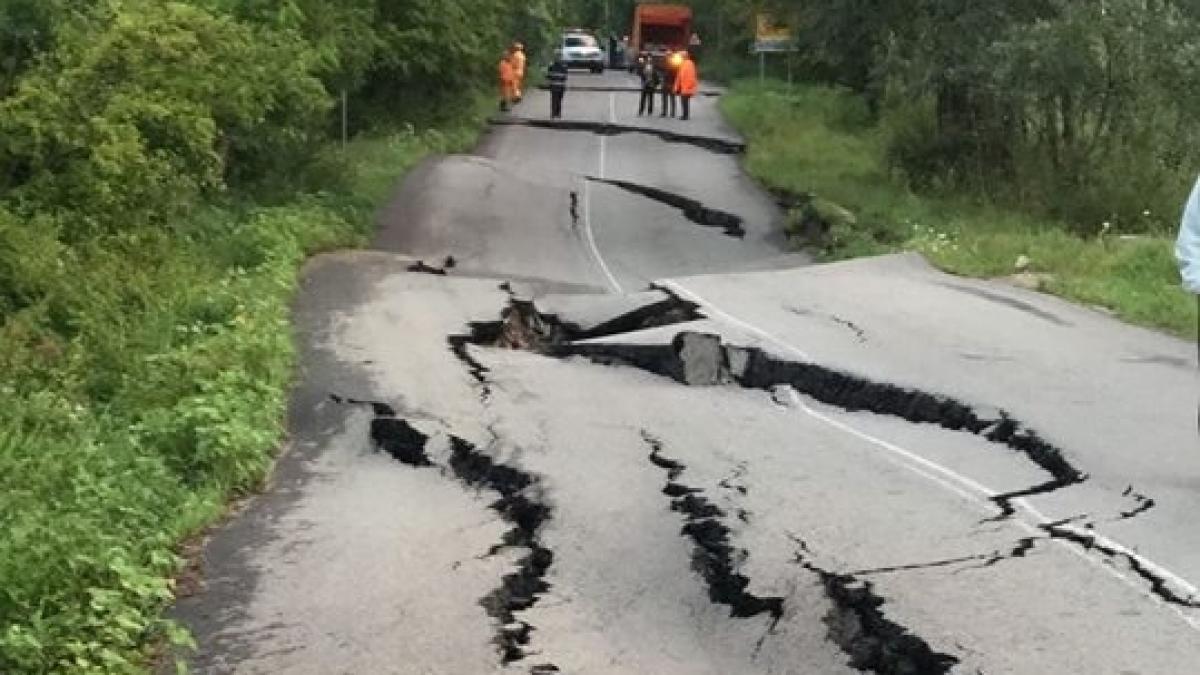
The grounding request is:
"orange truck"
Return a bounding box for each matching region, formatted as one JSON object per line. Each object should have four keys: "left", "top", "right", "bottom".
{"left": 630, "top": 3, "right": 692, "bottom": 67}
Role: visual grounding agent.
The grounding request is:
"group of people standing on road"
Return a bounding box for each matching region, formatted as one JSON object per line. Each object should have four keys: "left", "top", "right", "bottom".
{"left": 636, "top": 51, "right": 699, "bottom": 121}
{"left": 498, "top": 42, "right": 700, "bottom": 123}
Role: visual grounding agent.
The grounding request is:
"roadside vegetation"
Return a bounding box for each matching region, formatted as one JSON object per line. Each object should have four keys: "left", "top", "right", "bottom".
{"left": 718, "top": 0, "right": 1200, "bottom": 338}
{"left": 723, "top": 83, "right": 1195, "bottom": 337}
{"left": 0, "top": 0, "right": 554, "bottom": 672}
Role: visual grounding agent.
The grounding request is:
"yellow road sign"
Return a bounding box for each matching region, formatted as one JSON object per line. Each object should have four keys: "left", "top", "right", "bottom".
{"left": 754, "top": 13, "right": 795, "bottom": 53}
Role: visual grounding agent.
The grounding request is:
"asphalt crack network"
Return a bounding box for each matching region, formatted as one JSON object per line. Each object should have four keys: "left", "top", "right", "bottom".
{"left": 488, "top": 116, "right": 745, "bottom": 154}
{"left": 586, "top": 177, "right": 746, "bottom": 238}
{"left": 448, "top": 297, "right": 1191, "bottom": 660}
{"left": 789, "top": 538, "right": 961, "bottom": 675}
{"left": 642, "top": 431, "right": 785, "bottom": 623}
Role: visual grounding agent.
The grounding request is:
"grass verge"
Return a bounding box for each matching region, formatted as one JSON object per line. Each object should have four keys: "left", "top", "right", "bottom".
{"left": 0, "top": 108, "right": 487, "bottom": 673}
{"left": 721, "top": 80, "right": 1197, "bottom": 339}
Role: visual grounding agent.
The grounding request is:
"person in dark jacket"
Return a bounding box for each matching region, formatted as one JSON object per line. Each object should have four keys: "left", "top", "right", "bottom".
{"left": 546, "top": 52, "right": 569, "bottom": 119}
{"left": 660, "top": 53, "right": 680, "bottom": 118}
{"left": 637, "top": 58, "right": 659, "bottom": 116}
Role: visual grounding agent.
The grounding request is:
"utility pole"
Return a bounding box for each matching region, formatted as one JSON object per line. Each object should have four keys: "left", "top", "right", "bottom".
{"left": 341, "top": 89, "right": 349, "bottom": 151}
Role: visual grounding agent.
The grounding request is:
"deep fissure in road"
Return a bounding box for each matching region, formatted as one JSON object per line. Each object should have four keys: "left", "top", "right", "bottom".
{"left": 789, "top": 541, "right": 961, "bottom": 675}
{"left": 642, "top": 431, "right": 785, "bottom": 622}
{"left": 351, "top": 393, "right": 558, "bottom": 669}
{"left": 488, "top": 117, "right": 745, "bottom": 154}
{"left": 587, "top": 177, "right": 746, "bottom": 238}
{"left": 446, "top": 435, "right": 558, "bottom": 666}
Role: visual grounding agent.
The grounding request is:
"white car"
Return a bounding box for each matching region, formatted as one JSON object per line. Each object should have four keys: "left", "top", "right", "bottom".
{"left": 560, "top": 32, "right": 605, "bottom": 73}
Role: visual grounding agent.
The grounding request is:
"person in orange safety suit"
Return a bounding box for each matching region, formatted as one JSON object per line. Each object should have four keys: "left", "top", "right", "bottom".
{"left": 674, "top": 51, "right": 699, "bottom": 121}
{"left": 498, "top": 48, "right": 516, "bottom": 112}
{"left": 511, "top": 42, "right": 527, "bottom": 102}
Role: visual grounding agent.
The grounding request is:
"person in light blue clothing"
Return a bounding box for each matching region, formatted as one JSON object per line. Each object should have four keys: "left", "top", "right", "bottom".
{"left": 1176, "top": 176, "right": 1200, "bottom": 295}
{"left": 1176, "top": 176, "right": 1200, "bottom": 429}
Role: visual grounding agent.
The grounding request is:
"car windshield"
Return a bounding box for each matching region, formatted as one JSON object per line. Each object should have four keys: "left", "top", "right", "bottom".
{"left": 565, "top": 35, "right": 597, "bottom": 48}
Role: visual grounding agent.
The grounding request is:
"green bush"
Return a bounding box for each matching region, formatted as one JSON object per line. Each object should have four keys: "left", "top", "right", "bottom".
{"left": 0, "top": 1, "right": 330, "bottom": 236}
{"left": 0, "top": 202, "right": 358, "bottom": 673}
{"left": 724, "top": 79, "right": 1195, "bottom": 337}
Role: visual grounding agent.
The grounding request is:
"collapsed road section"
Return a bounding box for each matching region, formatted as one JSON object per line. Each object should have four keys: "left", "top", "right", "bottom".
{"left": 460, "top": 294, "right": 1086, "bottom": 501}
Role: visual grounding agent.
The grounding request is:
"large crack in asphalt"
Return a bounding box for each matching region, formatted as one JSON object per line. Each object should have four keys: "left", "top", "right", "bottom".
{"left": 789, "top": 538, "right": 961, "bottom": 675}
{"left": 642, "top": 431, "right": 785, "bottom": 622}
{"left": 447, "top": 434, "right": 558, "bottom": 666}
{"left": 586, "top": 177, "right": 746, "bottom": 238}
{"left": 339, "top": 387, "right": 558, "bottom": 669}
{"left": 556, "top": 330, "right": 1087, "bottom": 495}
{"left": 1039, "top": 522, "right": 1200, "bottom": 608}
{"left": 488, "top": 116, "right": 745, "bottom": 155}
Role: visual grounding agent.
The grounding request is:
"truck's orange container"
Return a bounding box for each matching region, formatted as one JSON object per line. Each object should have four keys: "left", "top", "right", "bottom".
{"left": 631, "top": 3, "right": 693, "bottom": 63}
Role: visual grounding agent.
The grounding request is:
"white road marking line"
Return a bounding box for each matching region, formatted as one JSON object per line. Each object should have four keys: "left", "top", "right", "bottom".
{"left": 662, "top": 278, "right": 1200, "bottom": 632}
{"left": 579, "top": 94, "right": 623, "bottom": 293}
{"left": 582, "top": 178, "right": 622, "bottom": 293}
{"left": 609, "top": 92, "right": 617, "bottom": 124}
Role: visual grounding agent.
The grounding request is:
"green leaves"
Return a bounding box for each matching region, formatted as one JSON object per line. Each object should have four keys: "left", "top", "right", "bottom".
{"left": 0, "top": 1, "right": 329, "bottom": 235}
{"left": 775, "top": 0, "right": 1200, "bottom": 233}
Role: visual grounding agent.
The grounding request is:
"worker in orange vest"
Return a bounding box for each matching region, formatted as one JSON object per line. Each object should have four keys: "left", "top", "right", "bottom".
{"left": 674, "top": 51, "right": 699, "bottom": 121}
{"left": 511, "top": 42, "right": 527, "bottom": 102}
{"left": 498, "top": 48, "right": 516, "bottom": 112}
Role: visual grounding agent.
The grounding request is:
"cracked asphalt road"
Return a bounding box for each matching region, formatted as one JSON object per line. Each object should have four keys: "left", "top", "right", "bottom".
{"left": 173, "top": 71, "right": 1200, "bottom": 674}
